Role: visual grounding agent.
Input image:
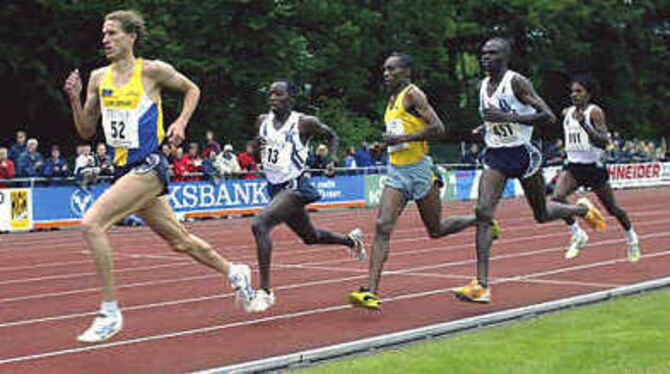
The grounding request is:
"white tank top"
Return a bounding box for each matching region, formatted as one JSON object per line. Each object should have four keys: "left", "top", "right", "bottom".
{"left": 563, "top": 105, "right": 604, "bottom": 164}
{"left": 259, "top": 111, "right": 309, "bottom": 184}
{"left": 479, "top": 70, "right": 536, "bottom": 148}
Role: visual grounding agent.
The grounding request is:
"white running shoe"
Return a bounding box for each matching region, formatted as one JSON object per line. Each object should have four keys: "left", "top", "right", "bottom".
{"left": 627, "top": 240, "right": 641, "bottom": 263}
{"left": 347, "top": 228, "right": 367, "bottom": 261}
{"left": 565, "top": 229, "right": 589, "bottom": 259}
{"left": 243, "top": 289, "right": 275, "bottom": 313}
{"left": 229, "top": 264, "right": 254, "bottom": 305}
{"left": 77, "top": 312, "right": 123, "bottom": 343}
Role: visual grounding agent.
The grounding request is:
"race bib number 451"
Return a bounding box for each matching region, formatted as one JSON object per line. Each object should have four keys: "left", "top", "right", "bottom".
{"left": 103, "top": 109, "right": 140, "bottom": 149}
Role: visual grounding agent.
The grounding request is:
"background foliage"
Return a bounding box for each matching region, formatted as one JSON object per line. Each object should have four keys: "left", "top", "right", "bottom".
{"left": 1, "top": 0, "right": 667, "bottom": 160}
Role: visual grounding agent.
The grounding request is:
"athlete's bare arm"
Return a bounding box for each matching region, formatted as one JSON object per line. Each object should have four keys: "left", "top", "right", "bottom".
{"left": 63, "top": 68, "right": 104, "bottom": 139}
{"left": 580, "top": 106, "right": 610, "bottom": 148}
{"left": 252, "top": 114, "right": 267, "bottom": 159}
{"left": 385, "top": 86, "right": 445, "bottom": 146}
{"left": 481, "top": 74, "right": 556, "bottom": 126}
{"left": 144, "top": 60, "right": 200, "bottom": 145}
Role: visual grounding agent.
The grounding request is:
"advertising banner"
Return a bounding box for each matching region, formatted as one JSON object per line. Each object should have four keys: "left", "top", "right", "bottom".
{"left": 30, "top": 176, "right": 366, "bottom": 227}
{"left": 0, "top": 188, "right": 33, "bottom": 231}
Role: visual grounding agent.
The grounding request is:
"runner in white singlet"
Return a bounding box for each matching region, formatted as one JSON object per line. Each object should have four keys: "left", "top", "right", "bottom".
{"left": 552, "top": 74, "right": 640, "bottom": 262}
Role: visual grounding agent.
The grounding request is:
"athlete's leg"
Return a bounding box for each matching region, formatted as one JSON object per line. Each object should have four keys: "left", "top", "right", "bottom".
{"left": 77, "top": 171, "right": 163, "bottom": 343}
{"left": 473, "top": 168, "right": 507, "bottom": 288}
{"left": 368, "top": 186, "right": 407, "bottom": 293}
{"left": 80, "top": 171, "right": 163, "bottom": 302}
{"left": 250, "top": 190, "right": 303, "bottom": 290}
{"left": 593, "top": 183, "right": 631, "bottom": 230}
{"left": 284, "top": 205, "right": 355, "bottom": 247}
{"left": 416, "top": 184, "right": 476, "bottom": 238}
{"left": 593, "top": 183, "right": 640, "bottom": 261}
{"left": 137, "top": 196, "right": 233, "bottom": 274}
{"left": 551, "top": 170, "right": 589, "bottom": 259}
{"left": 551, "top": 170, "right": 580, "bottom": 225}
{"left": 520, "top": 171, "right": 588, "bottom": 223}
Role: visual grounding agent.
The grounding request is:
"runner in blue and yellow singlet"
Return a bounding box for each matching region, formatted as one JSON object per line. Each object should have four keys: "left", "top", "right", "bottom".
{"left": 348, "top": 53, "right": 481, "bottom": 310}
{"left": 63, "top": 10, "right": 253, "bottom": 343}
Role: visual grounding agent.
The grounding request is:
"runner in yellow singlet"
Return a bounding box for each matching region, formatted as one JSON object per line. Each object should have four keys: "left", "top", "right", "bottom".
{"left": 348, "top": 53, "right": 481, "bottom": 310}
{"left": 63, "top": 10, "right": 253, "bottom": 343}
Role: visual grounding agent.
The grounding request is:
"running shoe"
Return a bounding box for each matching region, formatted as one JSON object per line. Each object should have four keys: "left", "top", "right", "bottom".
{"left": 348, "top": 287, "right": 382, "bottom": 310}
{"left": 77, "top": 312, "right": 123, "bottom": 343}
{"left": 452, "top": 278, "right": 491, "bottom": 303}
{"left": 627, "top": 240, "right": 641, "bottom": 263}
{"left": 576, "top": 197, "right": 606, "bottom": 232}
{"left": 229, "top": 264, "right": 254, "bottom": 306}
{"left": 565, "top": 229, "right": 589, "bottom": 259}
{"left": 348, "top": 228, "right": 367, "bottom": 261}
{"left": 243, "top": 289, "right": 275, "bottom": 313}
{"left": 492, "top": 219, "right": 501, "bottom": 241}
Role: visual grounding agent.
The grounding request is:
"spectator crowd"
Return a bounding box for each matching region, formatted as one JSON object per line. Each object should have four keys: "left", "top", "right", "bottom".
{"left": 461, "top": 131, "right": 667, "bottom": 167}
{"left": 2, "top": 128, "right": 667, "bottom": 189}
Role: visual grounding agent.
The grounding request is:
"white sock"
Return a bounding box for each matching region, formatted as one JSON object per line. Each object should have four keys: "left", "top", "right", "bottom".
{"left": 101, "top": 300, "right": 120, "bottom": 316}
{"left": 227, "top": 263, "right": 237, "bottom": 280}
{"left": 569, "top": 222, "right": 581, "bottom": 235}
{"left": 626, "top": 229, "right": 638, "bottom": 243}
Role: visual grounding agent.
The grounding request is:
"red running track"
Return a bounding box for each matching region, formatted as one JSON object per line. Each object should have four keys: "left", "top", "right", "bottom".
{"left": 0, "top": 187, "right": 668, "bottom": 373}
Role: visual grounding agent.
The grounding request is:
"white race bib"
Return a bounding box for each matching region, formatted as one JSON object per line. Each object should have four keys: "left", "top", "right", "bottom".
{"left": 102, "top": 108, "right": 140, "bottom": 149}
{"left": 386, "top": 119, "right": 409, "bottom": 153}
{"left": 565, "top": 130, "right": 590, "bottom": 151}
{"left": 262, "top": 139, "right": 291, "bottom": 173}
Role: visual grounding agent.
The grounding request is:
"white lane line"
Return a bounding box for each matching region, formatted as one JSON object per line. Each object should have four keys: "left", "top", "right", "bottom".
{"left": 0, "top": 252, "right": 661, "bottom": 366}
{"left": 2, "top": 230, "right": 668, "bottom": 305}
{"left": 0, "top": 197, "right": 665, "bottom": 255}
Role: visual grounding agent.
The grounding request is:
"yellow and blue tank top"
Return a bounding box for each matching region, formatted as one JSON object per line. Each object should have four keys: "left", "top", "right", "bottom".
{"left": 384, "top": 84, "right": 428, "bottom": 166}
{"left": 99, "top": 58, "right": 164, "bottom": 167}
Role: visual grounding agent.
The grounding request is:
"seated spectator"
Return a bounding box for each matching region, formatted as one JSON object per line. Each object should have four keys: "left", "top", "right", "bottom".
{"left": 95, "top": 142, "right": 114, "bottom": 177}
{"left": 172, "top": 146, "right": 188, "bottom": 182}
{"left": 43, "top": 145, "right": 69, "bottom": 182}
{"left": 371, "top": 142, "right": 388, "bottom": 171}
{"left": 8, "top": 130, "right": 27, "bottom": 164}
{"left": 618, "top": 141, "right": 636, "bottom": 163}
{"left": 344, "top": 146, "right": 357, "bottom": 168}
{"left": 610, "top": 131, "right": 624, "bottom": 151}
{"left": 543, "top": 139, "right": 565, "bottom": 166}
{"left": 161, "top": 143, "right": 175, "bottom": 165}
{"left": 74, "top": 144, "right": 99, "bottom": 190}
{"left": 631, "top": 140, "right": 651, "bottom": 163}
{"left": 0, "top": 147, "right": 15, "bottom": 187}
{"left": 202, "top": 130, "right": 221, "bottom": 159}
{"left": 202, "top": 149, "right": 220, "bottom": 181}
{"left": 237, "top": 141, "right": 258, "bottom": 179}
{"left": 214, "top": 144, "right": 241, "bottom": 179}
{"left": 307, "top": 144, "right": 331, "bottom": 176}
{"left": 16, "top": 138, "right": 44, "bottom": 178}
{"left": 354, "top": 142, "right": 373, "bottom": 172}
{"left": 184, "top": 142, "right": 204, "bottom": 180}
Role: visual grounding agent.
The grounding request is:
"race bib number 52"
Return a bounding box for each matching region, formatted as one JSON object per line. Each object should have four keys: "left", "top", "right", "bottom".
{"left": 103, "top": 109, "right": 140, "bottom": 149}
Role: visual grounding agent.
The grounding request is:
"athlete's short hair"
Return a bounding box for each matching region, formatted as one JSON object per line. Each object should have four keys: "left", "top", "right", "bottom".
{"left": 105, "top": 10, "right": 146, "bottom": 42}
{"left": 389, "top": 53, "right": 413, "bottom": 69}
{"left": 571, "top": 73, "right": 600, "bottom": 98}
{"left": 273, "top": 80, "right": 299, "bottom": 98}
{"left": 485, "top": 37, "right": 512, "bottom": 58}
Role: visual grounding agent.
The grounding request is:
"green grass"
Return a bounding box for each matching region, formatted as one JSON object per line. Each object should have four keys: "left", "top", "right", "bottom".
{"left": 300, "top": 289, "right": 670, "bottom": 374}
